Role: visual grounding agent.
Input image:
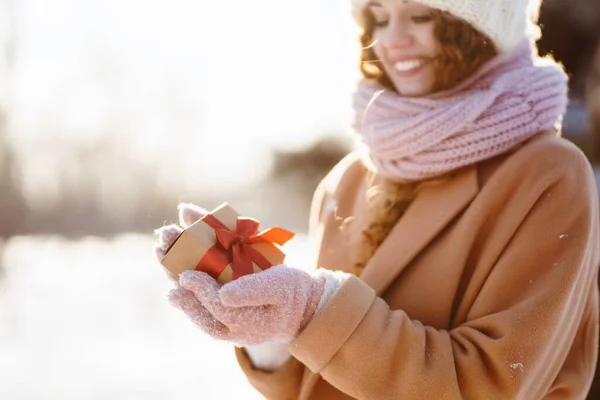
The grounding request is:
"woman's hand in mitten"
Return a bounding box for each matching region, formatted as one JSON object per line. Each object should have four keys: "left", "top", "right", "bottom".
{"left": 154, "top": 203, "right": 208, "bottom": 283}
{"left": 167, "top": 265, "right": 349, "bottom": 346}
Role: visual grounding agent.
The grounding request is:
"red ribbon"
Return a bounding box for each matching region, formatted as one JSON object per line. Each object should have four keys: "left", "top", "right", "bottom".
{"left": 195, "top": 214, "right": 295, "bottom": 280}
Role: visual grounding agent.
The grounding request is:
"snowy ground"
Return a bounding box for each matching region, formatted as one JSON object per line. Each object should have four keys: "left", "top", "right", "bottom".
{"left": 0, "top": 234, "right": 312, "bottom": 399}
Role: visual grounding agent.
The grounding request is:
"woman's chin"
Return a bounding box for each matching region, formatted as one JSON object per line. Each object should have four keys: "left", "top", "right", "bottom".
{"left": 389, "top": 69, "right": 435, "bottom": 97}
{"left": 393, "top": 84, "right": 435, "bottom": 97}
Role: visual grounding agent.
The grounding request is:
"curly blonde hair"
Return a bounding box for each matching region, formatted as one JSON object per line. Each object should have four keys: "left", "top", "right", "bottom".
{"left": 352, "top": 8, "right": 499, "bottom": 276}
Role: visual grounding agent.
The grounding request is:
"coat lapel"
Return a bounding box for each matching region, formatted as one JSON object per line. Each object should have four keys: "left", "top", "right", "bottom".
{"left": 298, "top": 165, "right": 480, "bottom": 400}
{"left": 359, "top": 165, "right": 479, "bottom": 295}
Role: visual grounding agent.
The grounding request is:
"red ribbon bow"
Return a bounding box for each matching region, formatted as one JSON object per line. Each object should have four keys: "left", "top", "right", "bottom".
{"left": 195, "top": 214, "right": 295, "bottom": 280}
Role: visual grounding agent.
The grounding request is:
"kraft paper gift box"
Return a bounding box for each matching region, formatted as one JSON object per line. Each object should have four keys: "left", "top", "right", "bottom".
{"left": 161, "top": 203, "right": 295, "bottom": 284}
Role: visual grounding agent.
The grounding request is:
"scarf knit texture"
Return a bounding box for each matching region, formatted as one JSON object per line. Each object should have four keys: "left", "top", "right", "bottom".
{"left": 352, "top": 39, "right": 569, "bottom": 182}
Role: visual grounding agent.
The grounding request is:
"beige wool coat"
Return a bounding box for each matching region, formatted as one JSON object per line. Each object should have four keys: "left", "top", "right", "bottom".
{"left": 235, "top": 131, "right": 600, "bottom": 399}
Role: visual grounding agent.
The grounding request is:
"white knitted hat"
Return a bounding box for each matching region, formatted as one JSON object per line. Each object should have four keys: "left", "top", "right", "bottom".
{"left": 351, "top": 0, "right": 543, "bottom": 53}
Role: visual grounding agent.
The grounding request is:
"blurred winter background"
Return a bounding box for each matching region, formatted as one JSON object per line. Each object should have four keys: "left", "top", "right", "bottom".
{"left": 0, "top": 0, "right": 599, "bottom": 399}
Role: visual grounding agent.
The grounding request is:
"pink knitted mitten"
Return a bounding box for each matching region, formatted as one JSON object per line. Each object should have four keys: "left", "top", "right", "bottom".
{"left": 154, "top": 203, "right": 208, "bottom": 261}
{"left": 154, "top": 203, "right": 208, "bottom": 284}
{"left": 168, "top": 265, "right": 347, "bottom": 346}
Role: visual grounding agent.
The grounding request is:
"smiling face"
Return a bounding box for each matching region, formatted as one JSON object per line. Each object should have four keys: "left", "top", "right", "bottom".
{"left": 366, "top": 0, "right": 438, "bottom": 97}
{"left": 360, "top": 0, "right": 498, "bottom": 97}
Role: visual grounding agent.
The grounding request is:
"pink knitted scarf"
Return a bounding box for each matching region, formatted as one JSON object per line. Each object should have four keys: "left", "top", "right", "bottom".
{"left": 352, "top": 39, "right": 568, "bottom": 181}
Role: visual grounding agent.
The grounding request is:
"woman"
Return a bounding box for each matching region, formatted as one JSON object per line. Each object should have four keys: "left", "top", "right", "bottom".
{"left": 155, "top": 0, "right": 600, "bottom": 398}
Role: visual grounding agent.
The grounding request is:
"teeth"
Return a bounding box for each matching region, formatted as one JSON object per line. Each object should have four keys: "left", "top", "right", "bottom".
{"left": 394, "top": 59, "right": 423, "bottom": 72}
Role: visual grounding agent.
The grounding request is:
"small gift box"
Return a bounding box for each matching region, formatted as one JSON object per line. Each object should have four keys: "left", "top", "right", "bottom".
{"left": 161, "top": 203, "right": 295, "bottom": 284}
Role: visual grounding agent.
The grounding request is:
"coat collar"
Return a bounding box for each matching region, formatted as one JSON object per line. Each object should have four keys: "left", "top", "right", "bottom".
{"left": 297, "top": 164, "right": 480, "bottom": 400}
{"left": 358, "top": 164, "right": 480, "bottom": 295}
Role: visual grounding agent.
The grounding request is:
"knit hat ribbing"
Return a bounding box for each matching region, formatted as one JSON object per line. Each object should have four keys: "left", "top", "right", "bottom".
{"left": 351, "top": 0, "right": 543, "bottom": 53}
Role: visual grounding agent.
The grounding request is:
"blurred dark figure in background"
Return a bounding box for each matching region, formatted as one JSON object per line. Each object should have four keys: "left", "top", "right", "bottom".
{"left": 538, "top": 0, "right": 600, "bottom": 160}
{"left": 589, "top": 47, "right": 600, "bottom": 159}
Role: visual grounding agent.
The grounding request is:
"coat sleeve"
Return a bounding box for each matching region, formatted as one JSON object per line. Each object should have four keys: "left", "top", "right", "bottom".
{"left": 289, "top": 148, "right": 600, "bottom": 399}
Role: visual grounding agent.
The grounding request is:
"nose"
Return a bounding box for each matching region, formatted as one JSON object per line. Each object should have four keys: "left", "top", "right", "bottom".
{"left": 378, "top": 21, "right": 413, "bottom": 49}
